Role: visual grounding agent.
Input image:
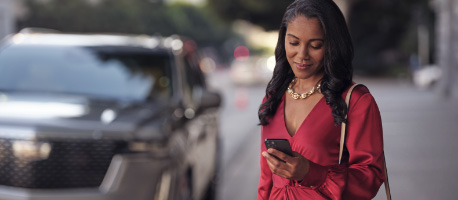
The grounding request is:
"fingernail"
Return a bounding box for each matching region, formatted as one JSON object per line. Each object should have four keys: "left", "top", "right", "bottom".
{"left": 267, "top": 148, "right": 273, "bottom": 153}
{"left": 262, "top": 152, "right": 268, "bottom": 157}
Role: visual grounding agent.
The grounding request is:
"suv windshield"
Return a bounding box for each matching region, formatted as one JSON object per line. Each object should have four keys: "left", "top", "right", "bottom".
{"left": 0, "top": 45, "right": 172, "bottom": 101}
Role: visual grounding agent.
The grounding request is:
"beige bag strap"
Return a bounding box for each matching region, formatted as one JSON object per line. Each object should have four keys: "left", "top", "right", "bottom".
{"left": 339, "top": 84, "right": 392, "bottom": 200}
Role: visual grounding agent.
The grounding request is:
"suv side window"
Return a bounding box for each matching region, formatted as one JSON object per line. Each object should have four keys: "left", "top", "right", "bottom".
{"left": 184, "top": 54, "right": 205, "bottom": 90}
{"left": 180, "top": 53, "right": 205, "bottom": 109}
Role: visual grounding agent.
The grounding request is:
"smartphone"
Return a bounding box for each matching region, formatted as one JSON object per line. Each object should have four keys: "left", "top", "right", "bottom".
{"left": 264, "top": 139, "right": 293, "bottom": 157}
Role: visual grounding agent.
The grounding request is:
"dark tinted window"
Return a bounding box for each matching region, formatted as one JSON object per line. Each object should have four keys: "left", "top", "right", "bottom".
{"left": 181, "top": 53, "right": 206, "bottom": 107}
{"left": 0, "top": 45, "right": 172, "bottom": 101}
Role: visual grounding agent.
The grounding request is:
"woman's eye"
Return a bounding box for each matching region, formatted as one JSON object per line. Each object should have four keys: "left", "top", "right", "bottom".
{"left": 289, "top": 42, "right": 299, "bottom": 46}
{"left": 310, "top": 44, "right": 323, "bottom": 49}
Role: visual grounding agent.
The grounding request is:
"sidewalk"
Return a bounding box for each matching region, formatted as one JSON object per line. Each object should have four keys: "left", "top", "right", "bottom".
{"left": 359, "top": 78, "right": 458, "bottom": 200}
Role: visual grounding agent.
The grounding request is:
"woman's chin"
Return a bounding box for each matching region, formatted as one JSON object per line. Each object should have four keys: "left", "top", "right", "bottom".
{"left": 292, "top": 72, "right": 323, "bottom": 80}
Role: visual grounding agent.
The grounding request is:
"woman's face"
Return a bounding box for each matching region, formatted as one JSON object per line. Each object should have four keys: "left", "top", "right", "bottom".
{"left": 285, "top": 16, "right": 325, "bottom": 80}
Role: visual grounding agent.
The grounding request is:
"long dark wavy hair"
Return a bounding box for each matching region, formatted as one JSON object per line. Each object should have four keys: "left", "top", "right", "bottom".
{"left": 258, "top": 0, "right": 353, "bottom": 126}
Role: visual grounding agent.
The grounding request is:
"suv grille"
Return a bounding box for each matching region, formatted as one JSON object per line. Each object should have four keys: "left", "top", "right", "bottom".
{"left": 0, "top": 138, "right": 127, "bottom": 189}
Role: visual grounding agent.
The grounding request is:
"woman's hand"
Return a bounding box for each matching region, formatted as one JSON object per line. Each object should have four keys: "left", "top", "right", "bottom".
{"left": 262, "top": 148, "right": 310, "bottom": 181}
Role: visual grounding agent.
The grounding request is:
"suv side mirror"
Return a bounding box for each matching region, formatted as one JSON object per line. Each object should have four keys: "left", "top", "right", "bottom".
{"left": 200, "top": 90, "right": 222, "bottom": 110}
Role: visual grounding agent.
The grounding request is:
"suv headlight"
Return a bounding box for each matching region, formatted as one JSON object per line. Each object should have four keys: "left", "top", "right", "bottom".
{"left": 12, "top": 140, "right": 52, "bottom": 161}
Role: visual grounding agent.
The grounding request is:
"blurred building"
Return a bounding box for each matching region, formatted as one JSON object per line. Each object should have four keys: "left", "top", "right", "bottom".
{"left": 433, "top": 0, "right": 458, "bottom": 98}
{"left": 0, "top": 0, "right": 14, "bottom": 39}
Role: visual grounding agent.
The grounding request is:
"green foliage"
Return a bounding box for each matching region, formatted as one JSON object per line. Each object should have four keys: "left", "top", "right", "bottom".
{"left": 18, "top": 0, "right": 237, "bottom": 46}
{"left": 207, "top": 0, "right": 291, "bottom": 30}
{"left": 348, "top": 0, "right": 434, "bottom": 76}
{"left": 162, "top": 3, "right": 234, "bottom": 46}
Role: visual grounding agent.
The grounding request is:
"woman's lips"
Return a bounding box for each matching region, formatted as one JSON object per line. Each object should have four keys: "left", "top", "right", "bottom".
{"left": 295, "top": 63, "right": 312, "bottom": 70}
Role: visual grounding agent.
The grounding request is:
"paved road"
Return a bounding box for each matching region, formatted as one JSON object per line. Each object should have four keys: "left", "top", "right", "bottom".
{"left": 208, "top": 70, "right": 458, "bottom": 200}
{"left": 207, "top": 69, "right": 264, "bottom": 200}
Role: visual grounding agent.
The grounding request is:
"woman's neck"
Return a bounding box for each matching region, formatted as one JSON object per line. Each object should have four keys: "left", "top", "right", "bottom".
{"left": 294, "top": 75, "right": 323, "bottom": 93}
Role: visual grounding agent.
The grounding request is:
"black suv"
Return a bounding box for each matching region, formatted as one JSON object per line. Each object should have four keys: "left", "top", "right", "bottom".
{"left": 0, "top": 30, "right": 221, "bottom": 200}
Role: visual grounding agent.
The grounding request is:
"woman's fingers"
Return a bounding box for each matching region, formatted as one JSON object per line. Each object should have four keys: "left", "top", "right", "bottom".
{"left": 263, "top": 151, "right": 292, "bottom": 178}
{"left": 262, "top": 150, "right": 310, "bottom": 180}
{"left": 262, "top": 151, "right": 286, "bottom": 167}
{"left": 267, "top": 148, "right": 294, "bottom": 163}
{"left": 262, "top": 150, "right": 294, "bottom": 178}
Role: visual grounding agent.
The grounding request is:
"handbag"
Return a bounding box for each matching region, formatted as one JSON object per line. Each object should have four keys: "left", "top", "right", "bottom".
{"left": 338, "top": 84, "right": 392, "bottom": 200}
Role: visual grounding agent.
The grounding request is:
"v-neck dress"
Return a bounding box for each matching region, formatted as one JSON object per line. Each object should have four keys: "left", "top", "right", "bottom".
{"left": 257, "top": 85, "right": 385, "bottom": 200}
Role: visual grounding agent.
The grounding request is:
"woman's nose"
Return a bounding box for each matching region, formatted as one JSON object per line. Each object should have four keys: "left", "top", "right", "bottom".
{"left": 297, "top": 46, "right": 310, "bottom": 60}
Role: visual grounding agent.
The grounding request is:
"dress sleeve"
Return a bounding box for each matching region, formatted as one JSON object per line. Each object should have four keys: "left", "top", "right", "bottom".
{"left": 307, "top": 89, "right": 385, "bottom": 200}
{"left": 297, "top": 161, "right": 328, "bottom": 188}
{"left": 257, "top": 97, "right": 273, "bottom": 199}
{"left": 342, "top": 90, "right": 385, "bottom": 199}
{"left": 257, "top": 125, "right": 273, "bottom": 200}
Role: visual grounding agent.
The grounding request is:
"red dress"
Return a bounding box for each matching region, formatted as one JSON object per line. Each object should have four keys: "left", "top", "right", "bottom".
{"left": 257, "top": 86, "right": 385, "bottom": 200}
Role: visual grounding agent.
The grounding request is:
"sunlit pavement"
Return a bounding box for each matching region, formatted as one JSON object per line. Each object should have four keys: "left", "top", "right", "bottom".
{"left": 207, "top": 69, "right": 458, "bottom": 200}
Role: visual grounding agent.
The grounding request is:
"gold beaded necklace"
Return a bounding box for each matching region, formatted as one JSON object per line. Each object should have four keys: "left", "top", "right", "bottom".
{"left": 287, "top": 78, "right": 321, "bottom": 100}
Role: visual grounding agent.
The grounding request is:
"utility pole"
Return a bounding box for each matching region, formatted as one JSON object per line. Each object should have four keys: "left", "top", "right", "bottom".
{"left": 0, "top": 0, "right": 14, "bottom": 40}
{"left": 435, "top": 0, "right": 456, "bottom": 98}
{"left": 454, "top": 0, "right": 458, "bottom": 98}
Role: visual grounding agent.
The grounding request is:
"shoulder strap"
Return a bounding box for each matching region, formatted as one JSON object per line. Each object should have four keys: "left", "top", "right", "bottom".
{"left": 339, "top": 84, "right": 392, "bottom": 200}
{"left": 338, "top": 83, "right": 360, "bottom": 164}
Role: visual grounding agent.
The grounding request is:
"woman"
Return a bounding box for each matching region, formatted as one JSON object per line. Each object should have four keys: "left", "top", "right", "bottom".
{"left": 257, "top": 0, "right": 385, "bottom": 199}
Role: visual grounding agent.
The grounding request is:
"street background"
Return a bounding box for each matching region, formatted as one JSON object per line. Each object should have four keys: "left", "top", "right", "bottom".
{"left": 1, "top": 0, "right": 458, "bottom": 199}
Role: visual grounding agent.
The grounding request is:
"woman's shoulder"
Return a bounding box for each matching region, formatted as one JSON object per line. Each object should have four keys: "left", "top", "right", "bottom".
{"left": 344, "top": 83, "right": 377, "bottom": 108}
{"left": 345, "top": 83, "right": 371, "bottom": 99}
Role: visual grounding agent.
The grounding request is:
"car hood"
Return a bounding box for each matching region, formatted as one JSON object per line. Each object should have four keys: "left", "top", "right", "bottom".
{"left": 0, "top": 92, "right": 171, "bottom": 141}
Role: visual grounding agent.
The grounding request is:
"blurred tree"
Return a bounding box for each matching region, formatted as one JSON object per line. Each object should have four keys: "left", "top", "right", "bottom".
{"left": 17, "top": 0, "right": 237, "bottom": 46}
{"left": 17, "top": 0, "right": 241, "bottom": 63}
{"left": 207, "top": 0, "right": 291, "bottom": 30}
{"left": 208, "top": 0, "right": 435, "bottom": 76}
{"left": 162, "top": 2, "right": 234, "bottom": 46}
{"left": 348, "top": 0, "right": 434, "bottom": 76}
{"left": 19, "top": 0, "right": 163, "bottom": 33}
